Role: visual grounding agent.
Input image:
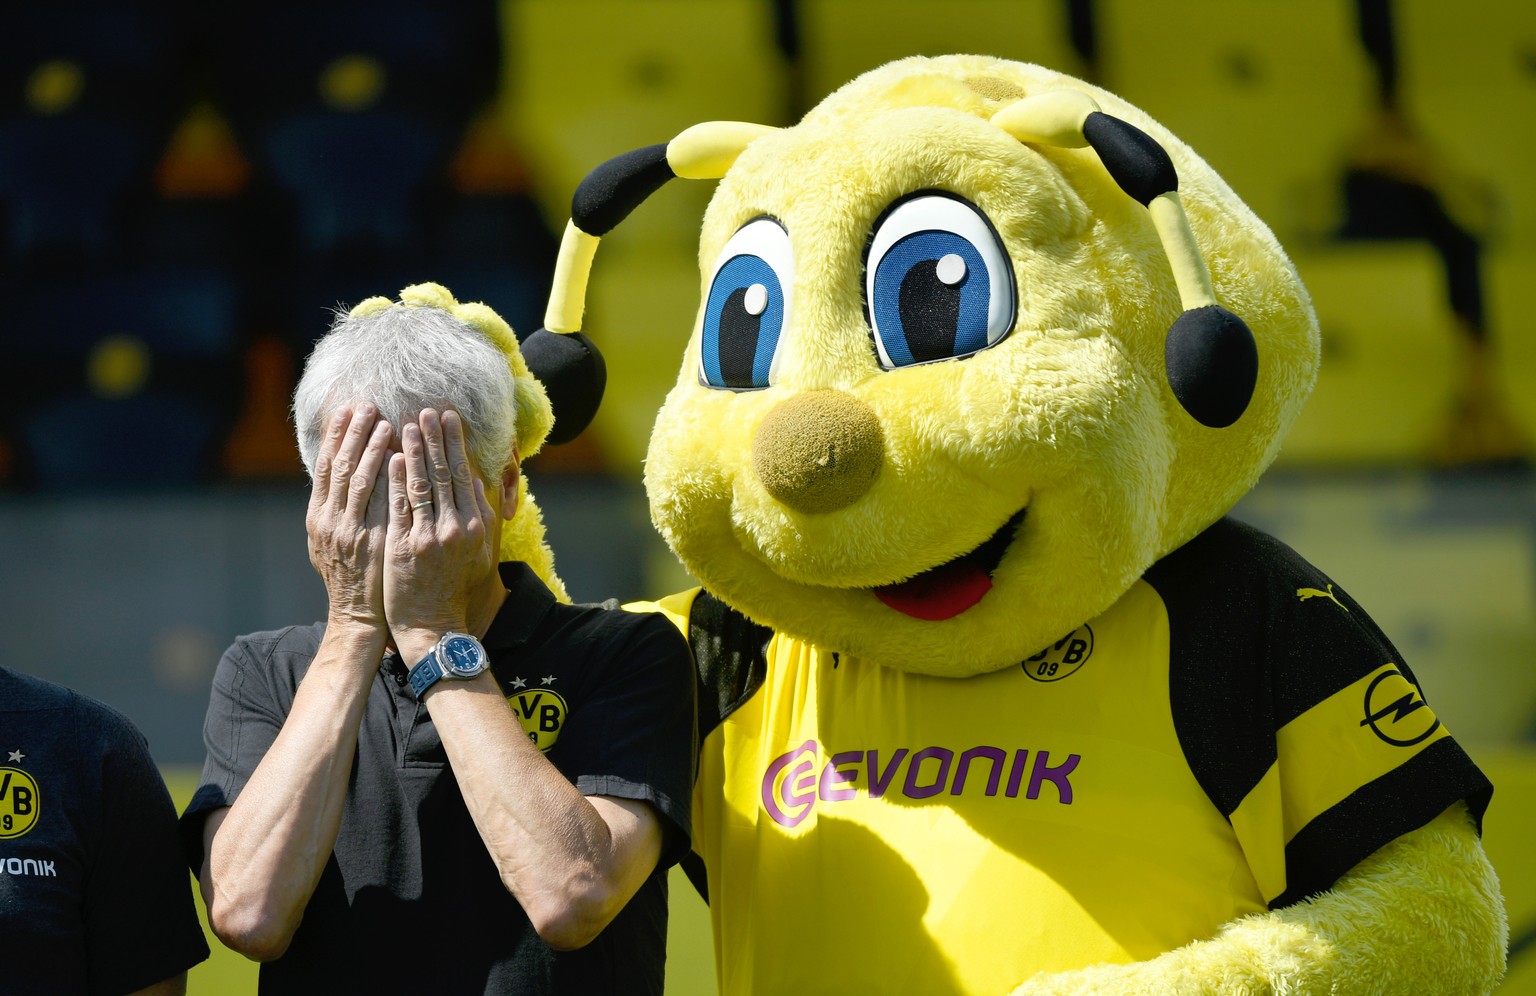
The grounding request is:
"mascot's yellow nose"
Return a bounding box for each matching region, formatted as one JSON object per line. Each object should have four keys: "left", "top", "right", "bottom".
{"left": 752, "top": 390, "right": 884, "bottom": 514}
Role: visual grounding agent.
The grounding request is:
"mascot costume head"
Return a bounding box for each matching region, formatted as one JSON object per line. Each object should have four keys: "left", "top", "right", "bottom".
{"left": 517, "top": 56, "right": 1505, "bottom": 994}
{"left": 529, "top": 55, "right": 1315, "bottom": 675}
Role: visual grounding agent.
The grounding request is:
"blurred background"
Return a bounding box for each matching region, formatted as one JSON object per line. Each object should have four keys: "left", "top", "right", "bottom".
{"left": 1, "top": 0, "right": 1532, "bottom": 991}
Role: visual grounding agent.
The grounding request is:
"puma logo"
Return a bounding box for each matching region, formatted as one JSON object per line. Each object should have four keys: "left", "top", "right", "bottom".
{"left": 1297, "top": 584, "right": 1348, "bottom": 611}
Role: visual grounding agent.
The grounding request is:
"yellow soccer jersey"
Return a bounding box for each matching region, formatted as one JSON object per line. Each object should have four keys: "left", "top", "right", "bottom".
{"left": 636, "top": 517, "right": 1492, "bottom": 995}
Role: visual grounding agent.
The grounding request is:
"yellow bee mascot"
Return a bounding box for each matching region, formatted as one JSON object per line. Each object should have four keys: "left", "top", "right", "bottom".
{"left": 520, "top": 56, "right": 1507, "bottom": 993}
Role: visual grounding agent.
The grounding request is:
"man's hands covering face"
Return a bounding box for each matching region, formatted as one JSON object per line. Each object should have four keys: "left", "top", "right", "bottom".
{"left": 305, "top": 406, "right": 496, "bottom": 658}
{"left": 384, "top": 408, "right": 497, "bottom": 656}
{"left": 306, "top": 404, "right": 393, "bottom": 633}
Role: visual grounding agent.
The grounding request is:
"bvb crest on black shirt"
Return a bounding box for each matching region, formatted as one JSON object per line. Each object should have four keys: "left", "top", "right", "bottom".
{"left": 507, "top": 680, "right": 569, "bottom": 752}
{"left": 0, "top": 761, "right": 40, "bottom": 839}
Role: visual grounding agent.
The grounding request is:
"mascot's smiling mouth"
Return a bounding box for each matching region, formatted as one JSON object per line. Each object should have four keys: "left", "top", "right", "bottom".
{"left": 872, "top": 508, "right": 1026, "bottom": 621}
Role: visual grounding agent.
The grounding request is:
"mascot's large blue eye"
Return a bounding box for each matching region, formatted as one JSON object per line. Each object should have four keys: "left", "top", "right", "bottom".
{"left": 865, "top": 192, "right": 1015, "bottom": 369}
{"left": 699, "top": 217, "right": 791, "bottom": 390}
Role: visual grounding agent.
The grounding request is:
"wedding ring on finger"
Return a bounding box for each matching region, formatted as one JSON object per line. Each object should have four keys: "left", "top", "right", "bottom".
{"left": 411, "top": 499, "right": 434, "bottom": 512}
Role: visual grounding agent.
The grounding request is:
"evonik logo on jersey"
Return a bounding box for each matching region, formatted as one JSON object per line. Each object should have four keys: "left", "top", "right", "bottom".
{"left": 761, "top": 739, "right": 1082, "bottom": 828}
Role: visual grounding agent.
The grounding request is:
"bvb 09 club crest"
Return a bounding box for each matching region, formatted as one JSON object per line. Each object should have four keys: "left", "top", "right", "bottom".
{"left": 508, "top": 688, "right": 568, "bottom": 751}
{"left": 1024, "top": 625, "right": 1094, "bottom": 682}
{"left": 0, "top": 767, "right": 40, "bottom": 839}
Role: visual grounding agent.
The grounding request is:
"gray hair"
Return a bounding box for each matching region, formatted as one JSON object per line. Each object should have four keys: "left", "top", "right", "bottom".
{"left": 292, "top": 302, "right": 519, "bottom": 481}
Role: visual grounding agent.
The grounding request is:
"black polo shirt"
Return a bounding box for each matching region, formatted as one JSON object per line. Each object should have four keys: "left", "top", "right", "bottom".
{"left": 0, "top": 666, "right": 210, "bottom": 995}
{"left": 182, "top": 563, "right": 695, "bottom": 995}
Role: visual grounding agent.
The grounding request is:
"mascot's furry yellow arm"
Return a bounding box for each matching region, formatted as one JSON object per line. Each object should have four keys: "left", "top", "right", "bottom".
{"left": 518, "top": 57, "right": 1507, "bottom": 993}
{"left": 345, "top": 282, "right": 569, "bottom": 601}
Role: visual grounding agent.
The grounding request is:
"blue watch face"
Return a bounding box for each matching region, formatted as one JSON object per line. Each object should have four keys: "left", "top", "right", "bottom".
{"left": 442, "top": 635, "right": 483, "bottom": 676}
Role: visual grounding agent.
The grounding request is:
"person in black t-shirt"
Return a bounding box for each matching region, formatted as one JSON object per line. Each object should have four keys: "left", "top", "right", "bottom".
{"left": 1, "top": 666, "right": 209, "bottom": 995}
{"left": 180, "top": 284, "right": 694, "bottom": 994}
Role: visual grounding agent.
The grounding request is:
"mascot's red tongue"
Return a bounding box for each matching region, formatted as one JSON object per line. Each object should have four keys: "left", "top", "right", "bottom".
{"left": 874, "top": 559, "right": 993, "bottom": 621}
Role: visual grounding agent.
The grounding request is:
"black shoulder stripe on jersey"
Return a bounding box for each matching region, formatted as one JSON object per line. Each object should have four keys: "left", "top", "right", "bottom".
{"left": 689, "top": 588, "right": 773, "bottom": 742}
{"left": 1151, "top": 518, "right": 1283, "bottom": 817}
{"left": 1212, "top": 518, "right": 1413, "bottom": 730}
{"left": 684, "top": 591, "right": 772, "bottom": 908}
{"left": 1151, "top": 516, "right": 1429, "bottom": 819}
{"left": 1270, "top": 738, "right": 1493, "bottom": 909}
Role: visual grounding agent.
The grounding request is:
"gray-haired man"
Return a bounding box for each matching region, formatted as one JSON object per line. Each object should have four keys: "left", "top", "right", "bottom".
{"left": 182, "top": 285, "right": 694, "bottom": 994}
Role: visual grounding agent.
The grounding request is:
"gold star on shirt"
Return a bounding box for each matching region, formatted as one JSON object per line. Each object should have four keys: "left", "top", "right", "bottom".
{"left": 7, "top": 749, "right": 23, "bottom": 763}
{"left": 510, "top": 677, "right": 527, "bottom": 689}
{"left": 541, "top": 675, "right": 556, "bottom": 685}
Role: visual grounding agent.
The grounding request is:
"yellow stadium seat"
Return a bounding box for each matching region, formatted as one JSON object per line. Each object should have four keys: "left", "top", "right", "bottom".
{"left": 582, "top": 240, "right": 704, "bottom": 470}
{"left": 1095, "top": 0, "right": 1374, "bottom": 236}
{"left": 1483, "top": 247, "right": 1536, "bottom": 441}
{"left": 795, "top": 0, "right": 1083, "bottom": 106}
{"left": 504, "top": 0, "right": 785, "bottom": 242}
{"left": 1279, "top": 243, "right": 1458, "bottom": 464}
{"left": 1395, "top": 0, "right": 1536, "bottom": 244}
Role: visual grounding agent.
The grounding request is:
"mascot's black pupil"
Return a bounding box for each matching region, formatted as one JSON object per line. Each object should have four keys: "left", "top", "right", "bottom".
{"left": 718, "top": 285, "right": 763, "bottom": 387}
{"left": 900, "top": 260, "right": 964, "bottom": 363}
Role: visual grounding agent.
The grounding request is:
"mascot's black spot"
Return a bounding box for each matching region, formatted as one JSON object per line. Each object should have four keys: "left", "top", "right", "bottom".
{"left": 899, "top": 262, "right": 962, "bottom": 363}
{"left": 718, "top": 286, "right": 762, "bottom": 387}
{"left": 1165, "top": 305, "right": 1258, "bottom": 428}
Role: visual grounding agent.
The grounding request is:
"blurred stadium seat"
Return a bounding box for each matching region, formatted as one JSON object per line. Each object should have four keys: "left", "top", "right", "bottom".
{"left": 797, "top": 0, "right": 1082, "bottom": 107}
{"left": 1395, "top": 0, "right": 1536, "bottom": 245}
{"left": 507, "top": 0, "right": 784, "bottom": 246}
{"left": 0, "top": 2, "right": 190, "bottom": 118}
{"left": 1486, "top": 248, "right": 1536, "bottom": 440}
{"left": 202, "top": 0, "right": 512, "bottom": 357}
{"left": 1095, "top": 0, "right": 1374, "bottom": 238}
{"left": 0, "top": 117, "right": 151, "bottom": 270}
{"left": 206, "top": 1, "right": 499, "bottom": 141}
{"left": 0, "top": 3, "right": 192, "bottom": 274}
{"left": 428, "top": 123, "right": 560, "bottom": 340}
{"left": 1280, "top": 243, "right": 1453, "bottom": 465}
{"left": 260, "top": 108, "right": 443, "bottom": 259}
{"left": 6, "top": 269, "right": 242, "bottom": 487}
{"left": 580, "top": 252, "right": 705, "bottom": 471}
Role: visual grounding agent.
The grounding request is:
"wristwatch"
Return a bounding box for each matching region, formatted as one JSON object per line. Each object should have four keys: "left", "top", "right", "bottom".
{"left": 407, "top": 632, "right": 489, "bottom": 697}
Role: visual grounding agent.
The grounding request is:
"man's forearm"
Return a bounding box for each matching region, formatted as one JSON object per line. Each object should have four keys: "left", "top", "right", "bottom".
{"left": 420, "top": 671, "right": 663, "bottom": 951}
{"left": 202, "top": 625, "right": 384, "bottom": 961}
{"left": 382, "top": 408, "right": 661, "bottom": 949}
